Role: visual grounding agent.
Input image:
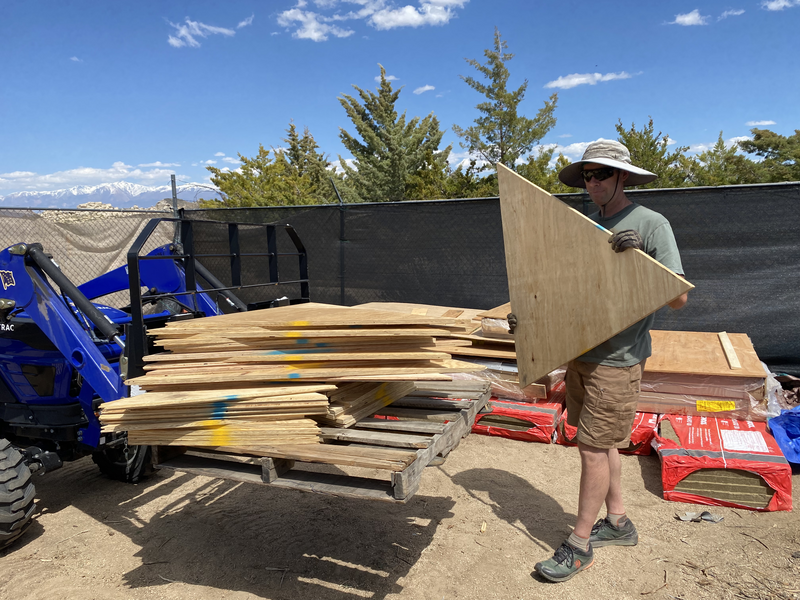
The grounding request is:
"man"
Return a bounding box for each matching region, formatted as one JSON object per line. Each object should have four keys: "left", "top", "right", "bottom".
{"left": 511, "top": 140, "right": 689, "bottom": 582}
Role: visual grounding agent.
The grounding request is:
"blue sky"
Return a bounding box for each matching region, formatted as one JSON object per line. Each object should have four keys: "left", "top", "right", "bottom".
{"left": 1, "top": 0, "right": 798, "bottom": 197}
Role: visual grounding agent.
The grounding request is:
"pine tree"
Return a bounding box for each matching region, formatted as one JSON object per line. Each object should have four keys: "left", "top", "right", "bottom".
{"left": 739, "top": 128, "right": 800, "bottom": 182}
{"left": 279, "top": 122, "right": 339, "bottom": 204}
{"left": 515, "top": 148, "right": 577, "bottom": 193}
{"left": 615, "top": 117, "right": 689, "bottom": 188}
{"left": 682, "top": 132, "right": 762, "bottom": 186}
{"left": 452, "top": 28, "right": 558, "bottom": 172}
{"left": 338, "top": 64, "right": 451, "bottom": 202}
{"left": 200, "top": 123, "right": 340, "bottom": 207}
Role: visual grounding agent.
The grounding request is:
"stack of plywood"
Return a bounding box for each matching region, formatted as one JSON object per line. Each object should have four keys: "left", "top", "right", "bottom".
{"left": 108, "top": 303, "right": 482, "bottom": 450}
{"left": 320, "top": 382, "right": 415, "bottom": 428}
{"left": 127, "top": 303, "right": 482, "bottom": 390}
{"left": 100, "top": 384, "right": 333, "bottom": 447}
{"left": 642, "top": 330, "right": 768, "bottom": 421}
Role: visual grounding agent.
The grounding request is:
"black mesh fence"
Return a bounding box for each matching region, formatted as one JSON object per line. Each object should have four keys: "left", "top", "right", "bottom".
{"left": 185, "top": 182, "right": 800, "bottom": 376}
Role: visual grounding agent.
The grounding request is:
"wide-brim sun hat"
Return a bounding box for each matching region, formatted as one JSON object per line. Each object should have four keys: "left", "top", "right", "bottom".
{"left": 558, "top": 139, "right": 658, "bottom": 189}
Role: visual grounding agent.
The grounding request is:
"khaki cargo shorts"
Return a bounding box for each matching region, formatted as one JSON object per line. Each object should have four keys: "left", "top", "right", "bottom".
{"left": 565, "top": 359, "right": 643, "bottom": 449}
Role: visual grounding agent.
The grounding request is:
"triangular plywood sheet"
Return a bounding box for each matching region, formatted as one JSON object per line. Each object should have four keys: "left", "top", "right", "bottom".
{"left": 497, "top": 164, "right": 694, "bottom": 386}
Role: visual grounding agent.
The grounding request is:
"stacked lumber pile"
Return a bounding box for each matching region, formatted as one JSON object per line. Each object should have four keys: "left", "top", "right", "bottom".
{"left": 101, "top": 303, "right": 482, "bottom": 449}
{"left": 100, "top": 384, "right": 333, "bottom": 447}
{"left": 320, "top": 382, "right": 415, "bottom": 427}
{"left": 128, "top": 303, "right": 479, "bottom": 389}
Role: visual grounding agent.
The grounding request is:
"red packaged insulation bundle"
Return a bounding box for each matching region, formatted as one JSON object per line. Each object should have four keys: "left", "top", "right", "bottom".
{"left": 471, "top": 381, "right": 565, "bottom": 444}
{"left": 654, "top": 414, "right": 792, "bottom": 512}
{"left": 555, "top": 411, "right": 659, "bottom": 455}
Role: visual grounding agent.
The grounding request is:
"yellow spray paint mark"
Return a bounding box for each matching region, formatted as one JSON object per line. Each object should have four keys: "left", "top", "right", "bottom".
{"left": 210, "top": 425, "right": 232, "bottom": 446}
{"left": 289, "top": 320, "right": 311, "bottom": 327}
{"left": 374, "top": 383, "right": 394, "bottom": 407}
{"left": 288, "top": 362, "right": 326, "bottom": 369}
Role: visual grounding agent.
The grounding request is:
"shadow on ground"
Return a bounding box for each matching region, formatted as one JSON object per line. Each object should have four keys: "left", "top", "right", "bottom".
{"left": 28, "top": 457, "right": 457, "bottom": 600}
{"left": 449, "top": 467, "right": 575, "bottom": 551}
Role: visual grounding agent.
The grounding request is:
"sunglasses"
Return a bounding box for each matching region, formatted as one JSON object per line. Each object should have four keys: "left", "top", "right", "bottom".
{"left": 581, "top": 167, "right": 617, "bottom": 182}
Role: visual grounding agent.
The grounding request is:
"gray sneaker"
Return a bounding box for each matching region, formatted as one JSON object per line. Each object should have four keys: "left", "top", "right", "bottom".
{"left": 589, "top": 517, "right": 638, "bottom": 547}
{"left": 534, "top": 541, "right": 594, "bottom": 582}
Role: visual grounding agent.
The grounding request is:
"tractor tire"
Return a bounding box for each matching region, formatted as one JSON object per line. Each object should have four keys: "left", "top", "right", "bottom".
{"left": 0, "top": 438, "right": 36, "bottom": 550}
{"left": 92, "top": 444, "right": 153, "bottom": 483}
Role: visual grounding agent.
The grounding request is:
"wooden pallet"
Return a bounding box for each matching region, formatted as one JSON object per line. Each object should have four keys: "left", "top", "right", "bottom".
{"left": 153, "top": 380, "right": 490, "bottom": 503}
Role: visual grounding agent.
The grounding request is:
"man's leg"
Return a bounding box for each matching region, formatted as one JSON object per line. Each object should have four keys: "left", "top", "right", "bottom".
{"left": 588, "top": 444, "right": 638, "bottom": 547}
{"left": 573, "top": 443, "right": 611, "bottom": 538}
{"left": 605, "top": 447, "right": 624, "bottom": 515}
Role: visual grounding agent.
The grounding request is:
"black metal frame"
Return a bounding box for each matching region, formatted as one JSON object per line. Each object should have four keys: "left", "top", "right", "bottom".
{"left": 124, "top": 216, "right": 310, "bottom": 380}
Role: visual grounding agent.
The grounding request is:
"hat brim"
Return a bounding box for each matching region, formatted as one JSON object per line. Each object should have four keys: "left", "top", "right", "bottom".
{"left": 558, "top": 158, "right": 658, "bottom": 189}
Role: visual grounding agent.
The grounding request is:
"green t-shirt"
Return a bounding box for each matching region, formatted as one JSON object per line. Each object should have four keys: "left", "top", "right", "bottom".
{"left": 578, "top": 202, "right": 684, "bottom": 367}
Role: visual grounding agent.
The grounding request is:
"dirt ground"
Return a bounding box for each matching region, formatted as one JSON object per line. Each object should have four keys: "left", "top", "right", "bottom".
{"left": 2, "top": 433, "right": 799, "bottom": 600}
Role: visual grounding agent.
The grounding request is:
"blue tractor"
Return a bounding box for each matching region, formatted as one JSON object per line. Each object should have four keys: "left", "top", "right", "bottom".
{"left": 0, "top": 216, "right": 309, "bottom": 549}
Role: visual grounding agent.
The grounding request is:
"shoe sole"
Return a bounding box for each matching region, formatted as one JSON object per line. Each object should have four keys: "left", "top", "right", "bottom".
{"left": 589, "top": 536, "right": 638, "bottom": 548}
{"left": 535, "top": 558, "right": 594, "bottom": 583}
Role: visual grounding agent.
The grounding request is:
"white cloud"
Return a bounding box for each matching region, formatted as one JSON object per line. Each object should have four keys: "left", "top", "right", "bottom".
{"left": 375, "top": 74, "right": 399, "bottom": 82}
{"left": 167, "top": 17, "right": 235, "bottom": 48}
{"left": 728, "top": 135, "right": 751, "bottom": 144}
{"left": 668, "top": 9, "right": 710, "bottom": 25}
{"left": 214, "top": 152, "right": 226, "bottom": 156}
{"left": 688, "top": 136, "right": 752, "bottom": 154}
{"left": 559, "top": 134, "right": 573, "bottom": 138}
{"left": 277, "top": 8, "right": 354, "bottom": 41}
{"left": 70, "top": 56, "right": 82, "bottom": 62}
{"left": 665, "top": 136, "right": 677, "bottom": 146}
{"left": 0, "top": 162, "right": 184, "bottom": 192}
{"left": 277, "top": 0, "right": 468, "bottom": 41}
{"left": 138, "top": 161, "right": 181, "bottom": 167}
{"left": 761, "top": 0, "right": 800, "bottom": 9}
{"left": 238, "top": 14, "right": 255, "bottom": 28}
{"left": 222, "top": 157, "right": 241, "bottom": 164}
{"left": 746, "top": 120, "right": 776, "bottom": 126}
{"left": 204, "top": 160, "right": 217, "bottom": 165}
{"left": 369, "top": 1, "right": 468, "bottom": 30}
{"left": 718, "top": 8, "right": 745, "bottom": 19}
{"left": 413, "top": 84, "right": 435, "bottom": 94}
{"left": 544, "top": 71, "right": 635, "bottom": 90}
{"left": 688, "top": 142, "right": 713, "bottom": 154}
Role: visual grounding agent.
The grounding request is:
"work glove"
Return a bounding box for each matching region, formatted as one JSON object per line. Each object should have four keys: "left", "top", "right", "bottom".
{"left": 507, "top": 313, "right": 517, "bottom": 334}
{"left": 609, "top": 229, "right": 643, "bottom": 253}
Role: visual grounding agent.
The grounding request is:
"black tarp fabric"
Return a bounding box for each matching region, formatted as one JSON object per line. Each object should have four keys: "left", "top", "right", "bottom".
{"left": 185, "top": 183, "right": 800, "bottom": 375}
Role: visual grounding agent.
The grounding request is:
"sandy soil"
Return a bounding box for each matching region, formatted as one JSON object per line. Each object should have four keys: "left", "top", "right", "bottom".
{"left": 2, "top": 434, "right": 799, "bottom": 600}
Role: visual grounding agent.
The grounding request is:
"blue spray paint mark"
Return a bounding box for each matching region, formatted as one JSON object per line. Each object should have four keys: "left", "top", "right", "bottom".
{"left": 289, "top": 373, "right": 301, "bottom": 379}
{"left": 211, "top": 401, "right": 227, "bottom": 420}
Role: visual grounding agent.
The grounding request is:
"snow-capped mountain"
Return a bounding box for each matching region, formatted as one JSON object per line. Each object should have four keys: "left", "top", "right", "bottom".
{"left": 0, "top": 181, "right": 221, "bottom": 209}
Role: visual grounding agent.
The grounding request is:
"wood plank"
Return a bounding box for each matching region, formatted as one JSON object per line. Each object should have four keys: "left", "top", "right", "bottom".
{"left": 718, "top": 332, "right": 742, "bottom": 370}
{"left": 353, "top": 302, "right": 486, "bottom": 322}
{"left": 450, "top": 332, "right": 516, "bottom": 346}
{"left": 159, "top": 303, "right": 473, "bottom": 331}
{"left": 267, "top": 471, "right": 398, "bottom": 502}
{"left": 318, "top": 428, "right": 433, "bottom": 449}
{"left": 446, "top": 345, "right": 517, "bottom": 360}
{"left": 476, "top": 303, "right": 511, "bottom": 320}
{"left": 221, "top": 444, "right": 418, "bottom": 471}
{"left": 497, "top": 164, "right": 694, "bottom": 386}
{"left": 392, "top": 397, "right": 476, "bottom": 411}
{"left": 354, "top": 418, "right": 447, "bottom": 434}
{"left": 646, "top": 330, "right": 765, "bottom": 378}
